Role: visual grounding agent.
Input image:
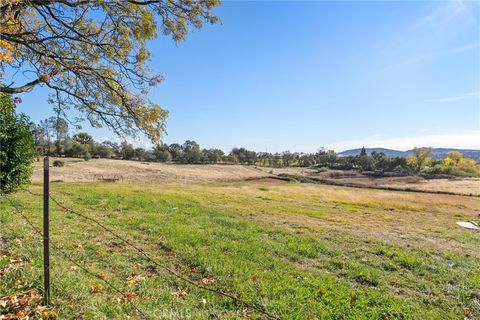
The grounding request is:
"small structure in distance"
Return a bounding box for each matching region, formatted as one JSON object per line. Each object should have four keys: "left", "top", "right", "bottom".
{"left": 93, "top": 174, "right": 123, "bottom": 183}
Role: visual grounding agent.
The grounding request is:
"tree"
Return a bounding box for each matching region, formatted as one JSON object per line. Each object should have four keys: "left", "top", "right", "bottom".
{"left": 371, "top": 151, "right": 388, "bottom": 172}
{"left": 0, "top": 93, "right": 35, "bottom": 194}
{"left": 134, "top": 147, "right": 147, "bottom": 161}
{"left": 182, "top": 140, "right": 201, "bottom": 164}
{"left": 230, "top": 148, "right": 256, "bottom": 165}
{"left": 93, "top": 143, "right": 113, "bottom": 159}
{"left": 442, "top": 151, "right": 480, "bottom": 177}
{"left": 360, "top": 147, "right": 367, "bottom": 157}
{"left": 167, "top": 143, "right": 183, "bottom": 163}
{"left": 316, "top": 150, "right": 337, "bottom": 168}
{"left": 201, "top": 148, "right": 224, "bottom": 164}
{"left": 407, "top": 147, "right": 432, "bottom": 175}
{"left": 153, "top": 145, "right": 172, "bottom": 162}
{"left": 120, "top": 142, "right": 135, "bottom": 160}
{"left": 29, "top": 121, "right": 46, "bottom": 155}
{"left": 0, "top": 1, "right": 219, "bottom": 142}
{"left": 444, "top": 151, "right": 463, "bottom": 166}
{"left": 49, "top": 115, "right": 68, "bottom": 155}
{"left": 73, "top": 132, "right": 93, "bottom": 146}
{"left": 282, "top": 151, "right": 296, "bottom": 167}
{"left": 39, "top": 118, "right": 54, "bottom": 155}
{"left": 67, "top": 142, "right": 87, "bottom": 157}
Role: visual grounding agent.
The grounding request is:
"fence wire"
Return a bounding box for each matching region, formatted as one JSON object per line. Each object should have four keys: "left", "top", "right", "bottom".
{"left": 20, "top": 188, "right": 280, "bottom": 320}
{"left": 6, "top": 197, "right": 151, "bottom": 319}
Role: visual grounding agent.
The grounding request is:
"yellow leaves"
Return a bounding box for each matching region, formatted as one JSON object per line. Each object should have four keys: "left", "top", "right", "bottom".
{"left": 126, "top": 273, "right": 145, "bottom": 287}
{"left": 442, "top": 151, "right": 480, "bottom": 176}
{"left": 0, "top": 40, "right": 16, "bottom": 64}
{"left": 443, "top": 157, "right": 455, "bottom": 167}
{"left": 39, "top": 74, "right": 51, "bottom": 82}
{"left": 91, "top": 283, "right": 103, "bottom": 294}
{"left": 135, "top": 46, "right": 150, "bottom": 63}
{"left": 35, "top": 305, "right": 58, "bottom": 319}
{"left": 0, "top": 0, "right": 218, "bottom": 142}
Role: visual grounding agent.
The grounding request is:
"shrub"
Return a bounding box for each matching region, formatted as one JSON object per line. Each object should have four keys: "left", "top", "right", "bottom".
{"left": 53, "top": 160, "right": 65, "bottom": 167}
{"left": 0, "top": 94, "right": 35, "bottom": 194}
{"left": 84, "top": 151, "right": 92, "bottom": 161}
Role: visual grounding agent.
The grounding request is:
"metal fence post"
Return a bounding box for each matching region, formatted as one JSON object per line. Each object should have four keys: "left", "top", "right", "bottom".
{"left": 43, "top": 156, "right": 50, "bottom": 305}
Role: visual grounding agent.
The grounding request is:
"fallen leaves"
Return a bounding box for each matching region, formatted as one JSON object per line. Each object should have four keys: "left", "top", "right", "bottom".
{"left": 126, "top": 273, "right": 145, "bottom": 287}
{"left": 0, "top": 256, "right": 24, "bottom": 279}
{"left": 34, "top": 306, "right": 58, "bottom": 319}
{"left": 200, "top": 277, "right": 215, "bottom": 285}
{"left": 0, "top": 288, "right": 56, "bottom": 319}
{"left": 91, "top": 284, "right": 103, "bottom": 294}
{"left": 171, "top": 289, "right": 188, "bottom": 299}
{"left": 116, "top": 292, "right": 139, "bottom": 304}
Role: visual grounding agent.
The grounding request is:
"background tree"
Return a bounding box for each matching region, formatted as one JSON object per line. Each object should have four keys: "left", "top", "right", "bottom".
{"left": 0, "top": 93, "right": 35, "bottom": 194}
{"left": 282, "top": 151, "right": 296, "bottom": 167}
{"left": 93, "top": 142, "right": 114, "bottom": 159}
{"left": 316, "top": 150, "right": 337, "bottom": 168}
{"left": 39, "top": 118, "right": 54, "bottom": 155}
{"left": 134, "top": 147, "right": 147, "bottom": 161}
{"left": 73, "top": 132, "right": 94, "bottom": 146}
{"left": 0, "top": 0, "right": 219, "bottom": 142}
{"left": 49, "top": 115, "right": 68, "bottom": 155}
{"left": 407, "top": 147, "right": 432, "bottom": 175}
{"left": 29, "top": 121, "right": 45, "bottom": 156}
{"left": 444, "top": 151, "right": 463, "bottom": 166}
{"left": 360, "top": 147, "right": 367, "bottom": 157}
{"left": 153, "top": 144, "right": 172, "bottom": 163}
{"left": 167, "top": 143, "right": 183, "bottom": 163}
{"left": 182, "top": 140, "right": 201, "bottom": 164}
{"left": 120, "top": 142, "right": 135, "bottom": 160}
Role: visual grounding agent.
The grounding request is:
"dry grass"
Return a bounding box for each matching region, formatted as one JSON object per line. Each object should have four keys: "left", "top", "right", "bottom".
{"left": 33, "top": 159, "right": 480, "bottom": 195}
{"left": 31, "top": 158, "right": 269, "bottom": 183}
{"left": 260, "top": 167, "right": 480, "bottom": 196}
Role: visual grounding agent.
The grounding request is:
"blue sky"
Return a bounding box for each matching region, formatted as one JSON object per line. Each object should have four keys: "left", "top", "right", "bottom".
{"left": 15, "top": 1, "right": 480, "bottom": 152}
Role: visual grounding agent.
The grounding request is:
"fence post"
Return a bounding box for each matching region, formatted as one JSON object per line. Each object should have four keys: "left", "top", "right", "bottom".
{"left": 43, "top": 156, "right": 50, "bottom": 305}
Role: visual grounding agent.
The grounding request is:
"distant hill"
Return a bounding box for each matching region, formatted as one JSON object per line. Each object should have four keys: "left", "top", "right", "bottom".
{"left": 338, "top": 148, "right": 480, "bottom": 162}
{"left": 339, "top": 148, "right": 406, "bottom": 157}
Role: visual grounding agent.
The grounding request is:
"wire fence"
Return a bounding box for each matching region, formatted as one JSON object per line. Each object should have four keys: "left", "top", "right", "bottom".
{"left": 6, "top": 187, "right": 280, "bottom": 320}
{"left": 6, "top": 197, "right": 151, "bottom": 319}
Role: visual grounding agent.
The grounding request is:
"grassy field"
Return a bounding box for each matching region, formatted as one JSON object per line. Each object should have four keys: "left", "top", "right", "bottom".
{"left": 1, "top": 180, "right": 479, "bottom": 319}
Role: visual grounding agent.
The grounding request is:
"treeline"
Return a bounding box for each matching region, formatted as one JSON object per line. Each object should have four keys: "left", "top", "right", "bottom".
{"left": 30, "top": 117, "right": 480, "bottom": 177}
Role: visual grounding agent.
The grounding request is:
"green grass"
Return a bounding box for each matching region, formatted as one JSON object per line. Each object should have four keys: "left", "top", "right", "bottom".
{"left": 1, "top": 181, "right": 479, "bottom": 319}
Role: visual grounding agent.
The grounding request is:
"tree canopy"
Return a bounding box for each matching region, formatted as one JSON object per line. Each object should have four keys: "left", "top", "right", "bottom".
{"left": 0, "top": 93, "right": 35, "bottom": 194}
{"left": 0, "top": 0, "right": 220, "bottom": 142}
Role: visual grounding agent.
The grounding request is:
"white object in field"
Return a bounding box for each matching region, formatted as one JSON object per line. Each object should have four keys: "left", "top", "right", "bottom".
{"left": 456, "top": 221, "right": 480, "bottom": 230}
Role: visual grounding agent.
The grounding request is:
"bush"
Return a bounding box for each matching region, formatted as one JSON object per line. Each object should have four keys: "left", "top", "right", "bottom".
{"left": 53, "top": 160, "right": 65, "bottom": 167}
{"left": 84, "top": 151, "right": 92, "bottom": 161}
{"left": 0, "top": 94, "right": 35, "bottom": 194}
